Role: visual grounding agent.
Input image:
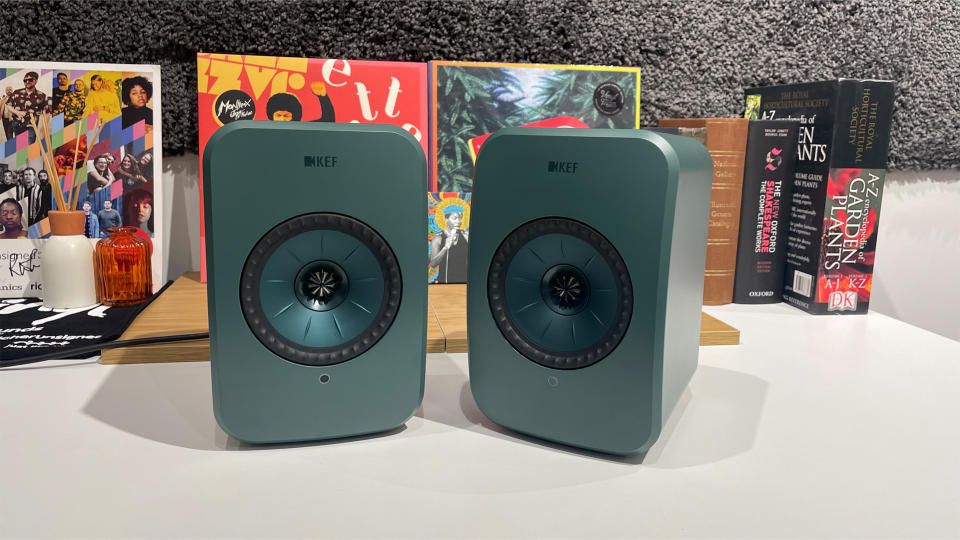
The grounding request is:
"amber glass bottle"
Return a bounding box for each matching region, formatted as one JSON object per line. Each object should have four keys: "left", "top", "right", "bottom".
{"left": 94, "top": 227, "right": 152, "bottom": 306}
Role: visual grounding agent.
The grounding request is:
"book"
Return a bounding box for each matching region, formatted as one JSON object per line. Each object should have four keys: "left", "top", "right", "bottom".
{"left": 657, "top": 118, "right": 750, "bottom": 305}
{"left": 733, "top": 120, "right": 799, "bottom": 303}
{"left": 430, "top": 61, "right": 641, "bottom": 192}
{"left": 744, "top": 79, "right": 895, "bottom": 314}
{"left": 645, "top": 126, "right": 707, "bottom": 144}
{"left": 196, "top": 54, "right": 429, "bottom": 281}
{"left": 0, "top": 61, "right": 163, "bottom": 298}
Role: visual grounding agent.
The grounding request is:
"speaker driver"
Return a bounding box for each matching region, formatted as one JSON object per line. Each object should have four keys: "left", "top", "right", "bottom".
{"left": 240, "top": 213, "right": 402, "bottom": 366}
{"left": 487, "top": 217, "right": 633, "bottom": 370}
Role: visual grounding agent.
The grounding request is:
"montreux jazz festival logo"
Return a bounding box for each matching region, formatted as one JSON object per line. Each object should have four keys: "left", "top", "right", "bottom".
{"left": 214, "top": 89, "right": 256, "bottom": 124}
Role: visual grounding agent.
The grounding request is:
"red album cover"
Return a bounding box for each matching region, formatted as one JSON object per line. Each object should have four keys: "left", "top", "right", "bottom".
{"left": 467, "top": 116, "right": 589, "bottom": 162}
{"left": 197, "top": 54, "right": 428, "bottom": 281}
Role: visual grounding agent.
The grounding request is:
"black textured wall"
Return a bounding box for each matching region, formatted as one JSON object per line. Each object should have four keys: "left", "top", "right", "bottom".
{"left": 1, "top": 0, "right": 956, "bottom": 169}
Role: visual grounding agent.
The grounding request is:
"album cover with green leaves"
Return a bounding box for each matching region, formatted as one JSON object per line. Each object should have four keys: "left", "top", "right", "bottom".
{"left": 429, "top": 61, "right": 640, "bottom": 192}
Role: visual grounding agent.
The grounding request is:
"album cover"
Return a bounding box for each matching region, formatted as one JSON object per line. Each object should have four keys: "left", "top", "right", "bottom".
{"left": 197, "top": 53, "right": 429, "bottom": 281}
{"left": 427, "top": 192, "right": 470, "bottom": 284}
{"left": 0, "top": 61, "right": 162, "bottom": 299}
{"left": 430, "top": 61, "right": 641, "bottom": 192}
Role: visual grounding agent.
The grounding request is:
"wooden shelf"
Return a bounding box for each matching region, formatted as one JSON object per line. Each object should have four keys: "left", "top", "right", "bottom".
{"left": 101, "top": 273, "right": 738, "bottom": 363}
{"left": 100, "top": 272, "right": 209, "bottom": 364}
{"left": 429, "top": 283, "right": 740, "bottom": 352}
{"left": 698, "top": 312, "right": 740, "bottom": 346}
{"left": 429, "top": 284, "right": 468, "bottom": 353}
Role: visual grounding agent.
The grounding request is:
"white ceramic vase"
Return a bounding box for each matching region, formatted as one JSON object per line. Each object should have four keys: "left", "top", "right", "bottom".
{"left": 41, "top": 211, "right": 97, "bottom": 309}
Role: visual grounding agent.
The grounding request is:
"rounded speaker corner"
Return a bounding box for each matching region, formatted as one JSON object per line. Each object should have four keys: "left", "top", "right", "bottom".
{"left": 605, "top": 443, "right": 652, "bottom": 457}
{"left": 366, "top": 124, "right": 427, "bottom": 169}
{"left": 620, "top": 419, "right": 664, "bottom": 456}
{"left": 632, "top": 133, "right": 678, "bottom": 165}
{"left": 475, "top": 127, "right": 523, "bottom": 165}
{"left": 204, "top": 119, "right": 260, "bottom": 151}
{"left": 381, "top": 123, "right": 423, "bottom": 145}
{"left": 213, "top": 406, "right": 268, "bottom": 445}
{"left": 390, "top": 394, "right": 425, "bottom": 431}
{"left": 464, "top": 378, "right": 503, "bottom": 429}
{"left": 646, "top": 131, "right": 712, "bottom": 179}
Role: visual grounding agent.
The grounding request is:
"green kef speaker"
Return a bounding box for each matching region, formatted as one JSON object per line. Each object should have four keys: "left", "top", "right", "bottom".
{"left": 203, "top": 121, "right": 427, "bottom": 444}
{"left": 468, "top": 128, "right": 713, "bottom": 455}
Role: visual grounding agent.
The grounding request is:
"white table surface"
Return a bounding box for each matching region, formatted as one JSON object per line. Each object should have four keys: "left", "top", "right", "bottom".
{"left": 1, "top": 304, "right": 958, "bottom": 539}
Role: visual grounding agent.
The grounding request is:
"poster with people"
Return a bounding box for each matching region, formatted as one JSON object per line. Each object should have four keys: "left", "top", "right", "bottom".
{"left": 197, "top": 53, "right": 429, "bottom": 282}
{"left": 0, "top": 61, "right": 161, "bottom": 299}
{"left": 428, "top": 192, "right": 471, "bottom": 284}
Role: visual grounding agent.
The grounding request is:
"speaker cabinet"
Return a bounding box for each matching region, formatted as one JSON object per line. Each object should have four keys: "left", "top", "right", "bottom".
{"left": 467, "top": 128, "right": 712, "bottom": 455}
{"left": 203, "top": 122, "right": 427, "bottom": 444}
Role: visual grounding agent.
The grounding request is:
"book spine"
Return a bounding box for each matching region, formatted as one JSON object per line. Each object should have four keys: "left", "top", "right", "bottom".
{"left": 702, "top": 120, "right": 750, "bottom": 305}
{"left": 428, "top": 61, "right": 438, "bottom": 192}
{"left": 780, "top": 85, "right": 838, "bottom": 313}
{"left": 733, "top": 121, "right": 799, "bottom": 303}
{"left": 809, "top": 79, "right": 895, "bottom": 314}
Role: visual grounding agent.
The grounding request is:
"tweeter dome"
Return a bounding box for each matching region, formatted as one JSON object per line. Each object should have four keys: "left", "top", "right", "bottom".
{"left": 203, "top": 121, "right": 427, "bottom": 444}
{"left": 468, "top": 128, "right": 713, "bottom": 455}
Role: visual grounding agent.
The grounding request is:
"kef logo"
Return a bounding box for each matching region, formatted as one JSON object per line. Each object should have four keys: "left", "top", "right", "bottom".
{"left": 547, "top": 161, "right": 579, "bottom": 174}
{"left": 304, "top": 155, "right": 339, "bottom": 168}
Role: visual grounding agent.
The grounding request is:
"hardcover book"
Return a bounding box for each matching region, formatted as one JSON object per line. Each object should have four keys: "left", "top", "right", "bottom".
{"left": 197, "top": 54, "right": 428, "bottom": 281}
{"left": 733, "top": 120, "right": 799, "bottom": 303}
{"left": 645, "top": 126, "right": 707, "bottom": 145}
{"left": 657, "top": 117, "right": 750, "bottom": 305}
{"left": 430, "top": 61, "right": 641, "bottom": 192}
{"left": 0, "top": 61, "right": 163, "bottom": 298}
{"left": 744, "top": 79, "right": 895, "bottom": 314}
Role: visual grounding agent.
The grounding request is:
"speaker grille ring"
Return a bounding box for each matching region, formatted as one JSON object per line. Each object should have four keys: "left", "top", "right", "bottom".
{"left": 487, "top": 218, "right": 633, "bottom": 370}
{"left": 240, "top": 213, "right": 402, "bottom": 366}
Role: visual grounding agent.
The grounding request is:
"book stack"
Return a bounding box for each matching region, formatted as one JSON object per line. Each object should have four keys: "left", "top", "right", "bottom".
{"left": 745, "top": 80, "right": 895, "bottom": 314}
{"left": 659, "top": 78, "right": 895, "bottom": 314}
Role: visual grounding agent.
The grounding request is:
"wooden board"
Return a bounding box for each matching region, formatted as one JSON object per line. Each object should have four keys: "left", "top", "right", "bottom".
{"left": 425, "top": 300, "right": 445, "bottom": 353}
{"left": 429, "top": 284, "right": 468, "bottom": 353}
{"left": 102, "top": 273, "right": 739, "bottom": 363}
{"left": 699, "top": 312, "right": 740, "bottom": 346}
{"left": 428, "top": 284, "right": 740, "bottom": 352}
{"left": 100, "top": 272, "right": 210, "bottom": 364}
{"left": 101, "top": 272, "right": 446, "bottom": 363}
